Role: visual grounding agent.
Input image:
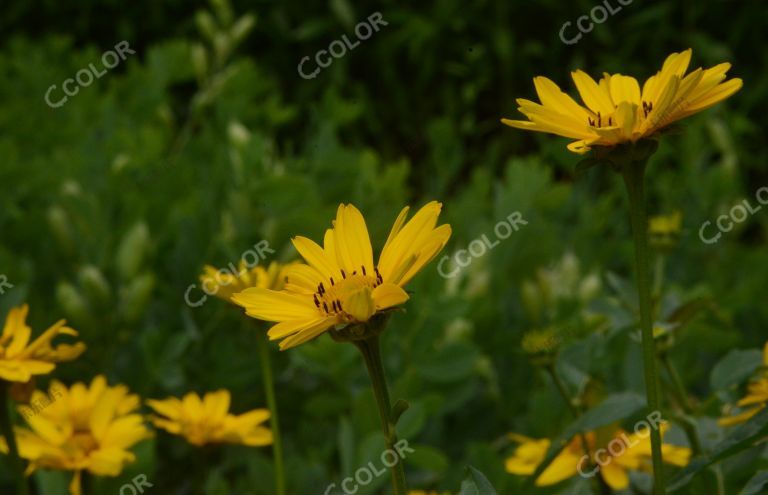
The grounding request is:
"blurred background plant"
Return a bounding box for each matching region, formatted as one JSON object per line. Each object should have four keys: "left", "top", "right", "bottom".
{"left": 1, "top": 0, "right": 766, "bottom": 493}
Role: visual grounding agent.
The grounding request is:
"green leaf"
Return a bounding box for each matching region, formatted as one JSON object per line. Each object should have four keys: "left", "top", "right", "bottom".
{"left": 406, "top": 444, "right": 449, "bottom": 472}
{"left": 740, "top": 471, "right": 768, "bottom": 495}
{"left": 668, "top": 406, "right": 768, "bottom": 491}
{"left": 710, "top": 348, "right": 763, "bottom": 392}
{"left": 459, "top": 465, "right": 498, "bottom": 495}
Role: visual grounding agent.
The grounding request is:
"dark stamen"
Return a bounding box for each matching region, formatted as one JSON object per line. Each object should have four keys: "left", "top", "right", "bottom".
{"left": 313, "top": 295, "right": 319, "bottom": 307}
{"left": 323, "top": 302, "right": 329, "bottom": 312}
{"left": 330, "top": 277, "right": 335, "bottom": 286}
{"left": 341, "top": 269, "right": 346, "bottom": 279}
{"left": 362, "top": 265, "right": 367, "bottom": 275}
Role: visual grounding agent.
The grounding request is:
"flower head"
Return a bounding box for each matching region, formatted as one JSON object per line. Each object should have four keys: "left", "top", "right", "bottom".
{"left": 200, "top": 260, "right": 297, "bottom": 303}
{"left": 0, "top": 304, "right": 86, "bottom": 383}
{"left": 502, "top": 49, "right": 742, "bottom": 154}
{"left": 232, "top": 202, "right": 451, "bottom": 350}
{"left": 505, "top": 425, "right": 690, "bottom": 490}
{"left": 0, "top": 376, "right": 151, "bottom": 495}
{"left": 720, "top": 343, "right": 768, "bottom": 426}
{"left": 649, "top": 211, "right": 683, "bottom": 250}
{"left": 147, "top": 390, "right": 272, "bottom": 447}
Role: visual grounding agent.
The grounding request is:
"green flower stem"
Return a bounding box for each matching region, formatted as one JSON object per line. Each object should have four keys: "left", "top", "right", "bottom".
{"left": 0, "top": 382, "right": 29, "bottom": 495}
{"left": 255, "top": 329, "right": 286, "bottom": 495}
{"left": 81, "top": 470, "right": 93, "bottom": 495}
{"left": 545, "top": 365, "right": 610, "bottom": 495}
{"left": 354, "top": 336, "right": 408, "bottom": 495}
{"left": 620, "top": 158, "right": 666, "bottom": 495}
{"left": 661, "top": 354, "right": 694, "bottom": 416}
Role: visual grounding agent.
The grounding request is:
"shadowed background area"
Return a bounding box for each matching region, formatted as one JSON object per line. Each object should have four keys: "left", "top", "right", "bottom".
{"left": 1, "top": 0, "right": 766, "bottom": 493}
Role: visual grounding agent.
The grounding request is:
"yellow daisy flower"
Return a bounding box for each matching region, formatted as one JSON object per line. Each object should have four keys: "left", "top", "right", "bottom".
{"left": 232, "top": 201, "right": 451, "bottom": 350}
{"left": 200, "top": 260, "right": 298, "bottom": 303}
{"left": 719, "top": 343, "right": 768, "bottom": 426}
{"left": 505, "top": 425, "right": 690, "bottom": 490}
{"left": 0, "top": 304, "right": 86, "bottom": 383}
{"left": 0, "top": 376, "right": 151, "bottom": 495}
{"left": 146, "top": 390, "right": 272, "bottom": 447}
{"left": 502, "top": 49, "right": 742, "bottom": 154}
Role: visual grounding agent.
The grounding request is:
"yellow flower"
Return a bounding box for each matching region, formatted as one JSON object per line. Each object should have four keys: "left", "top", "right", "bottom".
{"left": 0, "top": 304, "right": 86, "bottom": 383}
{"left": 649, "top": 211, "right": 683, "bottom": 250}
{"left": 0, "top": 376, "right": 151, "bottom": 495}
{"left": 505, "top": 425, "right": 690, "bottom": 490}
{"left": 147, "top": 390, "right": 272, "bottom": 447}
{"left": 232, "top": 202, "right": 451, "bottom": 350}
{"left": 649, "top": 211, "right": 682, "bottom": 237}
{"left": 502, "top": 49, "right": 742, "bottom": 154}
{"left": 719, "top": 343, "right": 768, "bottom": 426}
{"left": 200, "top": 260, "right": 297, "bottom": 303}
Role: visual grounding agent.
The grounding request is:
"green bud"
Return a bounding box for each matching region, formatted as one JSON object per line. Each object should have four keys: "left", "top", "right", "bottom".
{"left": 195, "top": 11, "right": 218, "bottom": 41}
{"left": 78, "top": 265, "right": 112, "bottom": 309}
{"left": 230, "top": 14, "right": 256, "bottom": 46}
{"left": 116, "top": 222, "right": 150, "bottom": 281}
{"left": 120, "top": 273, "right": 155, "bottom": 323}
{"left": 47, "top": 206, "right": 75, "bottom": 256}
{"left": 55, "top": 281, "right": 91, "bottom": 327}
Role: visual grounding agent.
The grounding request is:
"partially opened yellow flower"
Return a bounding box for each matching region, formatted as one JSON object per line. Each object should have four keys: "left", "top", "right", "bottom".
{"left": 502, "top": 49, "right": 742, "bottom": 153}
{"left": 232, "top": 201, "right": 451, "bottom": 350}
{"left": 0, "top": 376, "right": 151, "bottom": 495}
{"left": 200, "top": 260, "right": 298, "bottom": 303}
{"left": 147, "top": 390, "right": 272, "bottom": 447}
{"left": 505, "top": 425, "right": 690, "bottom": 490}
{"left": 0, "top": 304, "right": 86, "bottom": 383}
{"left": 720, "top": 343, "right": 768, "bottom": 426}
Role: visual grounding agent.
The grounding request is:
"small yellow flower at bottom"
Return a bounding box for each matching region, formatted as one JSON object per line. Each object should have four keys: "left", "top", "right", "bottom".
{"left": 0, "top": 376, "right": 151, "bottom": 495}
{"left": 719, "top": 342, "right": 768, "bottom": 426}
{"left": 0, "top": 304, "right": 86, "bottom": 383}
{"left": 505, "top": 425, "right": 690, "bottom": 490}
{"left": 147, "top": 390, "right": 272, "bottom": 447}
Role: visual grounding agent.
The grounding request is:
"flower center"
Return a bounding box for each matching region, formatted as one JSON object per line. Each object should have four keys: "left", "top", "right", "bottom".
{"left": 313, "top": 265, "right": 384, "bottom": 321}
{"left": 586, "top": 101, "right": 655, "bottom": 128}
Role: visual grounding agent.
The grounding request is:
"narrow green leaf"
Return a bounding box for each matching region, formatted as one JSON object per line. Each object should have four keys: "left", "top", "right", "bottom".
{"left": 668, "top": 406, "right": 768, "bottom": 491}
{"left": 459, "top": 466, "right": 498, "bottom": 495}
{"left": 740, "top": 471, "right": 768, "bottom": 495}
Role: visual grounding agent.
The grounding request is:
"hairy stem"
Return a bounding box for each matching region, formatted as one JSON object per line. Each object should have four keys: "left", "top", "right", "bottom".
{"left": 621, "top": 159, "right": 666, "bottom": 495}
{"left": 354, "top": 336, "right": 408, "bottom": 495}
{"left": 0, "top": 382, "right": 29, "bottom": 495}
{"left": 256, "top": 329, "right": 286, "bottom": 495}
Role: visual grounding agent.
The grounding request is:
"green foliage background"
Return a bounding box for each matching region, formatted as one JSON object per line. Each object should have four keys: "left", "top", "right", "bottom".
{"left": 1, "top": 0, "right": 766, "bottom": 493}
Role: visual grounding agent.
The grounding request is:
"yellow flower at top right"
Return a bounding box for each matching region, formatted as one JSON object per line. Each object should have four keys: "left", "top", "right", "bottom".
{"left": 502, "top": 49, "right": 742, "bottom": 154}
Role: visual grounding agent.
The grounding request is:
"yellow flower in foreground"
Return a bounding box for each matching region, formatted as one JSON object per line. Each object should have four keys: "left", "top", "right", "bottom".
{"left": 720, "top": 343, "right": 768, "bottom": 426}
{"left": 147, "top": 390, "right": 272, "bottom": 447}
{"left": 0, "top": 376, "right": 151, "bottom": 495}
{"left": 200, "top": 260, "right": 297, "bottom": 303}
{"left": 505, "top": 425, "right": 690, "bottom": 490}
{"left": 0, "top": 304, "right": 86, "bottom": 382}
{"left": 232, "top": 201, "right": 451, "bottom": 350}
{"left": 502, "top": 49, "right": 742, "bottom": 154}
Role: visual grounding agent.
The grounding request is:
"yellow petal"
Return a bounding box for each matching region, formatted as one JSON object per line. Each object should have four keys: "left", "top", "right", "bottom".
{"left": 372, "top": 283, "right": 409, "bottom": 310}
{"left": 572, "top": 70, "right": 615, "bottom": 115}
{"left": 232, "top": 288, "right": 318, "bottom": 322}
{"left": 332, "top": 204, "right": 375, "bottom": 275}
